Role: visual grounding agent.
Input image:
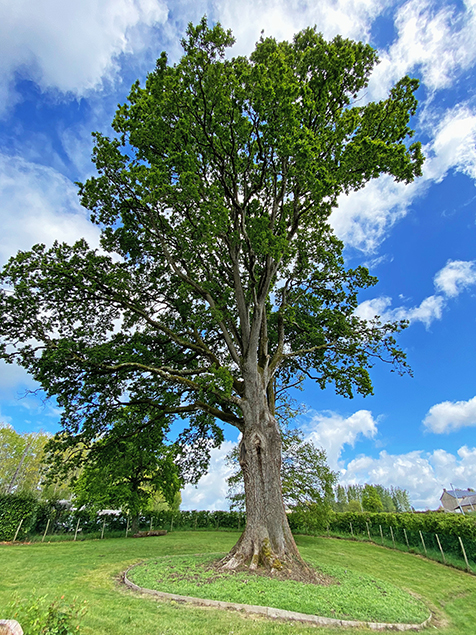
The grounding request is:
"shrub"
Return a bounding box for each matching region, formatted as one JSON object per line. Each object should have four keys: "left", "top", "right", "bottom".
{"left": 7, "top": 593, "right": 87, "bottom": 635}
{"left": 288, "top": 503, "right": 334, "bottom": 534}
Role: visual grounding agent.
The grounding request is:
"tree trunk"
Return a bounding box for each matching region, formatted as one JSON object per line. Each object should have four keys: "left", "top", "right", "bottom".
{"left": 219, "top": 369, "right": 316, "bottom": 581}
{"left": 131, "top": 514, "right": 140, "bottom": 535}
{"left": 6, "top": 441, "right": 32, "bottom": 494}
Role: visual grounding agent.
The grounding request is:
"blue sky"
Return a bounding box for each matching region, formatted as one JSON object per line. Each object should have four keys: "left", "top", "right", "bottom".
{"left": 0, "top": 0, "right": 476, "bottom": 511}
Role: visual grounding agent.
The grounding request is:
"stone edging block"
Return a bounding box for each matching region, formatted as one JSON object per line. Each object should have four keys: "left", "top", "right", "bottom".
{"left": 122, "top": 563, "right": 432, "bottom": 631}
{"left": 0, "top": 620, "right": 23, "bottom": 635}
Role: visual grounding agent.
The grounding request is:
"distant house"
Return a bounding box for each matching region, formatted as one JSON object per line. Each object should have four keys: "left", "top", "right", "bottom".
{"left": 440, "top": 488, "right": 476, "bottom": 513}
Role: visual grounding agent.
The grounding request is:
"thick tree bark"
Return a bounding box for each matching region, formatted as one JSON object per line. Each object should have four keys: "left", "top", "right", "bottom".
{"left": 219, "top": 368, "right": 316, "bottom": 580}
{"left": 131, "top": 514, "right": 140, "bottom": 535}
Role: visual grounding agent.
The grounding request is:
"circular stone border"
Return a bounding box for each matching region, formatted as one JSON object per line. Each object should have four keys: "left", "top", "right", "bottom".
{"left": 122, "top": 561, "right": 432, "bottom": 631}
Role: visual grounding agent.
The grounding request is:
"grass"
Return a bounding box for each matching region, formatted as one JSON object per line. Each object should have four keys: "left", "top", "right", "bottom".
{"left": 128, "top": 553, "right": 428, "bottom": 624}
{"left": 0, "top": 531, "right": 475, "bottom": 634}
{"left": 327, "top": 528, "right": 476, "bottom": 574}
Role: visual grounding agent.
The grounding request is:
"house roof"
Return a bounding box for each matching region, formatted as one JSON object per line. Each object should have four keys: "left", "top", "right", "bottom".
{"left": 441, "top": 489, "right": 476, "bottom": 501}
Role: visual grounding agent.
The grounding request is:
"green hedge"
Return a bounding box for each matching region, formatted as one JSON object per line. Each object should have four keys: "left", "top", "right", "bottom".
{"left": 0, "top": 493, "right": 38, "bottom": 541}
{"left": 329, "top": 511, "right": 476, "bottom": 541}
{"left": 150, "top": 509, "right": 246, "bottom": 530}
{"left": 287, "top": 503, "right": 333, "bottom": 534}
{"left": 3, "top": 497, "right": 476, "bottom": 561}
{"left": 327, "top": 511, "right": 476, "bottom": 564}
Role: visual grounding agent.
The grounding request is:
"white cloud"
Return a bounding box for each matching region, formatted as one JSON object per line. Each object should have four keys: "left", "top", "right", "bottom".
{"left": 215, "top": 0, "right": 390, "bottom": 57}
{"left": 424, "top": 105, "right": 476, "bottom": 183}
{"left": 423, "top": 395, "right": 476, "bottom": 433}
{"left": 399, "top": 295, "right": 445, "bottom": 326}
{"left": 367, "top": 0, "right": 476, "bottom": 101}
{"left": 178, "top": 407, "right": 476, "bottom": 511}
{"left": 329, "top": 3, "right": 476, "bottom": 256}
{"left": 4, "top": 1, "right": 474, "bottom": 257}
{"left": 181, "top": 440, "right": 236, "bottom": 511}
{"left": 0, "top": 0, "right": 168, "bottom": 115}
{"left": 330, "top": 176, "right": 419, "bottom": 253}
{"left": 0, "top": 360, "right": 39, "bottom": 400}
{"left": 434, "top": 259, "right": 476, "bottom": 297}
{"left": 356, "top": 294, "right": 429, "bottom": 325}
{"left": 304, "top": 409, "right": 378, "bottom": 470}
{"left": 331, "top": 103, "right": 476, "bottom": 253}
{"left": 355, "top": 259, "right": 476, "bottom": 328}
{"left": 356, "top": 294, "right": 445, "bottom": 328}
{"left": 354, "top": 296, "right": 392, "bottom": 322}
{"left": 342, "top": 445, "right": 476, "bottom": 509}
{"left": 0, "top": 154, "right": 100, "bottom": 266}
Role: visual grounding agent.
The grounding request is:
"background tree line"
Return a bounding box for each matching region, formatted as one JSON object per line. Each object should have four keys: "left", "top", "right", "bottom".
{"left": 0, "top": 424, "right": 66, "bottom": 499}
{"left": 2, "top": 421, "right": 412, "bottom": 521}
{"left": 333, "top": 483, "right": 412, "bottom": 513}
{"left": 0, "top": 423, "right": 180, "bottom": 524}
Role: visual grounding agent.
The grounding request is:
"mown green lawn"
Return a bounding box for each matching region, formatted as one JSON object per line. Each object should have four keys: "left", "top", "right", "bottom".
{"left": 0, "top": 531, "right": 475, "bottom": 634}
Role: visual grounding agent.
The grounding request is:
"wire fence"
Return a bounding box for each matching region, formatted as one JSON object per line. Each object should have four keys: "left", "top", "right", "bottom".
{"left": 4, "top": 506, "right": 476, "bottom": 576}
{"left": 325, "top": 520, "right": 476, "bottom": 574}
{"left": 7, "top": 509, "right": 246, "bottom": 543}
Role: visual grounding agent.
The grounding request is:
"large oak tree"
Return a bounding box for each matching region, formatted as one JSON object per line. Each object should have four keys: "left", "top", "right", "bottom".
{"left": 0, "top": 19, "right": 423, "bottom": 578}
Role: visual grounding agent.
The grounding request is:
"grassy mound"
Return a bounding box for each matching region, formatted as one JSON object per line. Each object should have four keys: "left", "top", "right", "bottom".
{"left": 128, "top": 553, "right": 429, "bottom": 624}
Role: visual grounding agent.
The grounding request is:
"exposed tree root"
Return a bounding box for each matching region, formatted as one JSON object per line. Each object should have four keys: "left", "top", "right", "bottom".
{"left": 217, "top": 537, "right": 331, "bottom": 585}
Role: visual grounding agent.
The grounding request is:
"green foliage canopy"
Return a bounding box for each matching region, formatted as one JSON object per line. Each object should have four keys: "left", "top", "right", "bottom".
{"left": 333, "top": 483, "right": 412, "bottom": 512}
{"left": 361, "top": 484, "right": 384, "bottom": 512}
{"left": 47, "top": 408, "right": 181, "bottom": 520}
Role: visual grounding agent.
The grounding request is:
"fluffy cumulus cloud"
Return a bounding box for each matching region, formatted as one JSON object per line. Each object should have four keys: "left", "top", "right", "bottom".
{"left": 355, "top": 294, "right": 445, "bottom": 328}
{"left": 423, "top": 395, "right": 476, "bottom": 433}
{"left": 214, "top": 0, "right": 390, "bottom": 57}
{"left": 434, "top": 259, "right": 476, "bottom": 297}
{"left": 302, "top": 405, "right": 476, "bottom": 509}
{"left": 330, "top": 176, "right": 419, "bottom": 253}
{"left": 179, "top": 407, "right": 476, "bottom": 510}
{"left": 342, "top": 445, "right": 476, "bottom": 509}
{"left": 329, "top": 1, "right": 476, "bottom": 254}
{"left": 356, "top": 259, "right": 476, "bottom": 328}
{"left": 0, "top": 0, "right": 389, "bottom": 117}
{"left": 424, "top": 104, "right": 476, "bottom": 184}
{"left": 303, "top": 409, "right": 378, "bottom": 469}
{"left": 180, "top": 441, "right": 236, "bottom": 511}
{"left": 0, "top": 0, "right": 394, "bottom": 115}
{"left": 0, "top": 0, "right": 168, "bottom": 114}
{"left": 299, "top": 406, "right": 476, "bottom": 508}
{"left": 0, "top": 154, "right": 101, "bottom": 266}
{"left": 2, "top": 0, "right": 475, "bottom": 255}
{"left": 301, "top": 407, "right": 476, "bottom": 508}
